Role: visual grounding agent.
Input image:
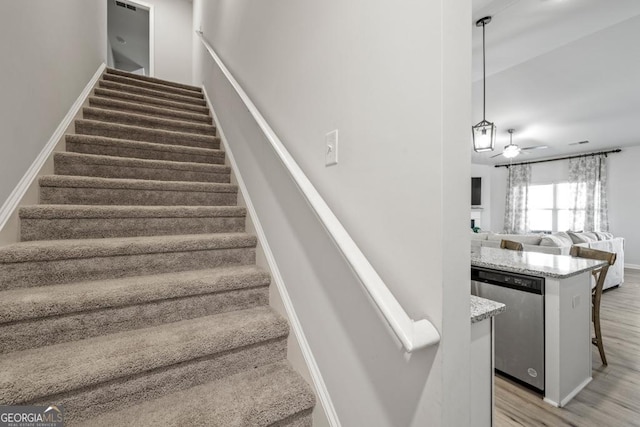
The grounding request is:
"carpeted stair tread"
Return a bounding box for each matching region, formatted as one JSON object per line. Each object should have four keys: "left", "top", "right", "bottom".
{"left": 0, "top": 306, "right": 288, "bottom": 405}
{"left": 0, "top": 239, "right": 256, "bottom": 291}
{"left": 102, "top": 73, "right": 204, "bottom": 99}
{"left": 66, "top": 134, "right": 225, "bottom": 164}
{"left": 54, "top": 151, "right": 230, "bottom": 173}
{"left": 75, "top": 120, "right": 219, "bottom": 150}
{"left": 0, "top": 265, "right": 270, "bottom": 324}
{"left": 39, "top": 175, "right": 236, "bottom": 192}
{"left": 106, "top": 68, "right": 202, "bottom": 93}
{"left": 39, "top": 175, "right": 238, "bottom": 206}
{"left": 89, "top": 96, "right": 213, "bottom": 124}
{"left": 78, "top": 361, "right": 315, "bottom": 427}
{"left": 94, "top": 87, "right": 210, "bottom": 114}
{"left": 20, "top": 204, "right": 245, "bottom": 220}
{"left": 39, "top": 177, "right": 238, "bottom": 206}
{"left": 53, "top": 152, "right": 231, "bottom": 182}
{"left": 0, "top": 288, "right": 270, "bottom": 355}
{"left": 99, "top": 80, "right": 207, "bottom": 106}
{"left": 19, "top": 204, "right": 247, "bottom": 240}
{"left": 83, "top": 107, "right": 216, "bottom": 137}
{"left": 0, "top": 232, "right": 255, "bottom": 264}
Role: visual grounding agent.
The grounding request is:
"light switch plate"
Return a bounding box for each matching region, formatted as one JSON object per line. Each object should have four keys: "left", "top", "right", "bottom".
{"left": 325, "top": 129, "right": 338, "bottom": 166}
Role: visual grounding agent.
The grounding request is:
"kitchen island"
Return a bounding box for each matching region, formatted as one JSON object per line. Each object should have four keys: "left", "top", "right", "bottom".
{"left": 471, "top": 247, "right": 607, "bottom": 407}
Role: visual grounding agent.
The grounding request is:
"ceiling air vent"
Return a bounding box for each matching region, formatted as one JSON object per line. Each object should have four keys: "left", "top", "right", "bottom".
{"left": 115, "top": 1, "right": 136, "bottom": 12}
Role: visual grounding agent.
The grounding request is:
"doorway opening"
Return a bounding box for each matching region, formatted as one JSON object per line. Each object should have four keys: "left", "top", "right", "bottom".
{"left": 107, "top": 0, "right": 154, "bottom": 76}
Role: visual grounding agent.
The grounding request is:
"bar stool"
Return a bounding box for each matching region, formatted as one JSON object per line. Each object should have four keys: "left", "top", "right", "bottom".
{"left": 500, "top": 239, "right": 523, "bottom": 251}
{"left": 569, "top": 245, "right": 617, "bottom": 365}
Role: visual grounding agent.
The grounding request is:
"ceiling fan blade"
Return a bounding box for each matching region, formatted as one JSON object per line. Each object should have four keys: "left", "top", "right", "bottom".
{"left": 569, "top": 140, "right": 589, "bottom": 146}
{"left": 490, "top": 152, "right": 504, "bottom": 159}
{"left": 521, "top": 145, "right": 548, "bottom": 151}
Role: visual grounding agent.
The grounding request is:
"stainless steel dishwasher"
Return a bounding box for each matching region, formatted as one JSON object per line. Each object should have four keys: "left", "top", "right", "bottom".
{"left": 471, "top": 267, "right": 545, "bottom": 393}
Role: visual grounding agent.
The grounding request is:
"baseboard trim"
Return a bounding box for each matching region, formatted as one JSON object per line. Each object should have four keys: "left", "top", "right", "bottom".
{"left": 558, "top": 376, "right": 592, "bottom": 408}
{"left": 625, "top": 263, "right": 640, "bottom": 270}
{"left": 202, "top": 86, "right": 340, "bottom": 427}
{"left": 0, "top": 63, "right": 106, "bottom": 233}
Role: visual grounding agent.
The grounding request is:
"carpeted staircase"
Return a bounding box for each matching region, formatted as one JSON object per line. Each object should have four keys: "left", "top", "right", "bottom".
{"left": 0, "top": 68, "right": 315, "bottom": 426}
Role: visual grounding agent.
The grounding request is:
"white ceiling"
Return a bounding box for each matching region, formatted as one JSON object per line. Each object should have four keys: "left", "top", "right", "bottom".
{"left": 471, "top": 0, "right": 640, "bottom": 165}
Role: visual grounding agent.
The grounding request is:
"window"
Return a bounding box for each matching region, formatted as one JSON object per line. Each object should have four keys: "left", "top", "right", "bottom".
{"left": 528, "top": 184, "right": 553, "bottom": 232}
{"left": 528, "top": 183, "right": 584, "bottom": 232}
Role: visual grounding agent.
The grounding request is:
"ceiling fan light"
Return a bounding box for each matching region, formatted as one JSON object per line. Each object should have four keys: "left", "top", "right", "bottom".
{"left": 472, "top": 120, "right": 496, "bottom": 152}
{"left": 503, "top": 144, "right": 520, "bottom": 158}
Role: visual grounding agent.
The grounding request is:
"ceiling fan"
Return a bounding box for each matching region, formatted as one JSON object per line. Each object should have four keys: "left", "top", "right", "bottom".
{"left": 491, "top": 129, "right": 547, "bottom": 159}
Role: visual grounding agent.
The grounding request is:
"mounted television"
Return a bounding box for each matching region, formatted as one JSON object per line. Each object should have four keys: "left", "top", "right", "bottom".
{"left": 471, "top": 177, "right": 482, "bottom": 206}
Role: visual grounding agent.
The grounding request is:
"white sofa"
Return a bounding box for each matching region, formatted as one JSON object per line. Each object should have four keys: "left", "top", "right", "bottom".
{"left": 471, "top": 231, "right": 625, "bottom": 290}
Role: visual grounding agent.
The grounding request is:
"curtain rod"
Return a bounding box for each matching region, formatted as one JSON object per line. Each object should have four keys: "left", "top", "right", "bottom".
{"left": 494, "top": 149, "right": 622, "bottom": 168}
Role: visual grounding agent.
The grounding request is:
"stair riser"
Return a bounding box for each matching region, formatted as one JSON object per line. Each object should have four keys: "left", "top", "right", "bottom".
{"left": 54, "top": 160, "right": 231, "bottom": 183}
{"left": 21, "top": 216, "right": 246, "bottom": 241}
{"left": 0, "top": 287, "right": 268, "bottom": 354}
{"left": 75, "top": 121, "right": 219, "bottom": 150}
{"left": 106, "top": 68, "right": 202, "bottom": 93}
{"left": 277, "top": 410, "right": 314, "bottom": 427}
{"left": 98, "top": 80, "right": 206, "bottom": 107}
{"left": 0, "top": 248, "right": 255, "bottom": 290}
{"left": 102, "top": 74, "right": 204, "bottom": 99}
{"left": 94, "top": 88, "right": 209, "bottom": 115}
{"left": 39, "top": 339, "right": 286, "bottom": 425}
{"left": 40, "top": 187, "right": 237, "bottom": 206}
{"left": 82, "top": 108, "right": 216, "bottom": 137}
{"left": 66, "top": 139, "right": 225, "bottom": 165}
{"left": 89, "top": 97, "right": 213, "bottom": 125}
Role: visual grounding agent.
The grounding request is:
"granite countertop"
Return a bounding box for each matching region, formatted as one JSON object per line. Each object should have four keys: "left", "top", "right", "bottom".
{"left": 470, "top": 295, "right": 505, "bottom": 323}
{"left": 471, "top": 247, "right": 607, "bottom": 279}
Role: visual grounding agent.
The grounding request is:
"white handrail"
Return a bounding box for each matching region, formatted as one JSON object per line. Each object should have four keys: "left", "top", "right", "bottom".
{"left": 197, "top": 31, "right": 440, "bottom": 352}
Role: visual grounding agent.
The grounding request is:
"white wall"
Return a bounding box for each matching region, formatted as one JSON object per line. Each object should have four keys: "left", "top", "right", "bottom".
{"left": 484, "top": 145, "right": 640, "bottom": 266}
{"left": 0, "top": 0, "right": 106, "bottom": 211}
{"left": 609, "top": 145, "right": 640, "bottom": 266}
{"left": 142, "top": 0, "right": 192, "bottom": 84}
{"left": 192, "top": 0, "right": 471, "bottom": 425}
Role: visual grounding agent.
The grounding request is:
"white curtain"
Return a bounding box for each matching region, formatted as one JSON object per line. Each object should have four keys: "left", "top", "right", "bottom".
{"left": 503, "top": 164, "right": 531, "bottom": 233}
{"left": 568, "top": 154, "right": 609, "bottom": 232}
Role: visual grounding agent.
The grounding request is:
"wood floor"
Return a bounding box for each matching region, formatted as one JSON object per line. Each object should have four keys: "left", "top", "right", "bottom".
{"left": 495, "top": 268, "right": 640, "bottom": 427}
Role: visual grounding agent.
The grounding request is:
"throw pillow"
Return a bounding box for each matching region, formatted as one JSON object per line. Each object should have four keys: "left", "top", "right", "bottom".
{"left": 582, "top": 232, "right": 599, "bottom": 241}
{"left": 567, "top": 231, "right": 595, "bottom": 244}
{"left": 552, "top": 232, "right": 574, "bottom": 247}
{"left": 540, "top": 235, "right": 565, "bottom": 247}
{"left": 595, "top": 232, "right": 614, "bottom": 240}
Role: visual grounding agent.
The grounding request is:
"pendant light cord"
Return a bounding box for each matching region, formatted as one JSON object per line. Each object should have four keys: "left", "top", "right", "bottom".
{"left": 482, "top": 21, "right": 486, "bottom": 121}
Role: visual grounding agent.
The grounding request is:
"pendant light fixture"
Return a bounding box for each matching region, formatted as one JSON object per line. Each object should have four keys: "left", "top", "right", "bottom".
{"left": 472, "top": 16, "right": 496, "bottom": 153}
